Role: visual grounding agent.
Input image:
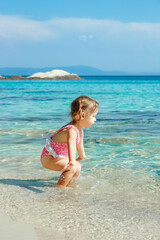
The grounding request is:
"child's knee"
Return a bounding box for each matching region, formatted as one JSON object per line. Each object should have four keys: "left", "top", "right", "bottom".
{"left": 70, "top": 162, "right": 81, "bottom": 175}
{"left": 76, "top": 161, "right": 81, "bottom": 171}
{"left": 69, "top": 165, "right": 78, "bottom": 175}
{"left": 75, "top": 162, "right": 81, "bottom": 176}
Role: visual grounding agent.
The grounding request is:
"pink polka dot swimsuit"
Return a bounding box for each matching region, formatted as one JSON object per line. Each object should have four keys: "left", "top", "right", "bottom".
{"left": 41, "top": 125, "right": 83, "bottom": 159}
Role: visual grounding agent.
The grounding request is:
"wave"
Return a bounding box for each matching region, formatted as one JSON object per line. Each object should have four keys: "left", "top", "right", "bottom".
{"left": 0, "top": 129, "right": 55, "bottom": 140}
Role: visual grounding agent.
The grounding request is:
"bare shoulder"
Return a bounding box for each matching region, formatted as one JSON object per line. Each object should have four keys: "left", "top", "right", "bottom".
{"left": 67, "top": 128, "right": 77, "bottom": 139}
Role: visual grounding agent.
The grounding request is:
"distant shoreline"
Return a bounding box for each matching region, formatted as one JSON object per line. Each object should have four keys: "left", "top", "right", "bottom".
{"left": 0, "top": 75, "right": 160, "bottom": 81}
{"left": 0, "top": 75, "right": 83, "bottom": 80}
{"left": 0, "top": 66, "right": 160, "bottom": 77}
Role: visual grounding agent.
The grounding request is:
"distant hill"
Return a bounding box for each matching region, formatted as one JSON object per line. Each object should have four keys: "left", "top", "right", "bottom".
{"left": 0, "top": 66, "right": 159, "bottom": 76}
{"left": 0, "top": 66, "right": 127, "bottom": 76}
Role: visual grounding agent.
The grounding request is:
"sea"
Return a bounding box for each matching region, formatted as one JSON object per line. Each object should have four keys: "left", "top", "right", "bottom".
{"left": 0, "top": 76, "right": 160, "bottom": 240}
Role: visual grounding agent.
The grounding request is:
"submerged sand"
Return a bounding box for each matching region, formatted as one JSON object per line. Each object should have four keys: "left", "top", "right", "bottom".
{"left": 0, "top": 168, "right": 160, "bottom": 240}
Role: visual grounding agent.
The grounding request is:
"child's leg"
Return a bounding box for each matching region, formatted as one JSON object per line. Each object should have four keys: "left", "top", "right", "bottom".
{"left": 57, "top": 161, "right": 81, "bottom": 188}
{"left": 41, "top": 156, "right": 81, "bottom": 188}
{"left": 66, "top": 161, "right": 81, "bottom": 187}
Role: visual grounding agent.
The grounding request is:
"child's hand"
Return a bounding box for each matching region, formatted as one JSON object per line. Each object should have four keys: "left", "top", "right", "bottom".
{"left": 76, "top": 155, "right": 86, "bottom": 161}
{"left": 62, "top": 162, "right": 75, "bottom": 172}
{"left": 76, "top": 157, "right": 83, "bottom": 161}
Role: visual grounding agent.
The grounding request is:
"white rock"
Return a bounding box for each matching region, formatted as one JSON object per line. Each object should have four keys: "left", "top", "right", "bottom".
{"left": 27, "top": 69, "right": 77, "bottom": 78}
{"left": 0, "top": 75, "right": 5, "bottom": 78}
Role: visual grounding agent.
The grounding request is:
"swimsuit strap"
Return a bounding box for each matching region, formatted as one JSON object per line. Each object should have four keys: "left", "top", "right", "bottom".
{"left": 62, "top": 125, "right": 80, "bottom": 143}
{"left": 81, "top": 128, "right": 84, "bottom": 137}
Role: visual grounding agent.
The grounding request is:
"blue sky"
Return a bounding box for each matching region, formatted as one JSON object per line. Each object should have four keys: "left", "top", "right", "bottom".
{"left": 0, "top": 0, "right": 160, "bottom": 73}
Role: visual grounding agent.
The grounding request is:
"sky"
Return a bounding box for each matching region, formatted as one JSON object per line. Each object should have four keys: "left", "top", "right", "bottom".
{"left": 0, "top": 0, "right": 160, "bottom": 73}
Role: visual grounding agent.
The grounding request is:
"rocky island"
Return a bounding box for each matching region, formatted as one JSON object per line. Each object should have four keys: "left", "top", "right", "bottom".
{"left": 0, "top": 69, "right": 82, "bottom": 80}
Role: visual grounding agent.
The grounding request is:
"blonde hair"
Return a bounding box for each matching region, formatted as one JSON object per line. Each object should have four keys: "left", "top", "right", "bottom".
{"left": 71, "top": 96, "right": 99, "bottom": 122}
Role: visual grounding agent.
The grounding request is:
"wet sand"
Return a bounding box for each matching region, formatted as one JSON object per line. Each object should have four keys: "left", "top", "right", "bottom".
{"left": 0, "top": 212, "right": 37, "bottom": 240}
{"left": 0, "top": 212, "right": 66, "bottom": 240}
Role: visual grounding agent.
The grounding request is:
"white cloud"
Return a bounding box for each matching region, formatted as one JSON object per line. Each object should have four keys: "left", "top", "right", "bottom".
{"left": 0, "top": 14, "right": 160, "bottom": 43}
{"left": 79, "top": 34, "right": 93, "bottom": 42}
{"left": 0, "top": 15, "right": 54, "bottom": 42}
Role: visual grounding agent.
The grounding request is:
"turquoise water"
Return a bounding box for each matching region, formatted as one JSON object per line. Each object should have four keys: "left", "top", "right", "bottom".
{"left": 0, "top": 76, "right": 160, "bottom": 239}
{"left": 0, "top": 77, "right": 160, "bottom": 177}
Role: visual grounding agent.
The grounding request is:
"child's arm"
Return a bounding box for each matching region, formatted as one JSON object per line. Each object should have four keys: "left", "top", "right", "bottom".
{"left": 62, "top": 128, "right": 77, "bottom": 171}
{"left": 76, "top": 131, "right": 86, "bottom": 161}
{"left": 67, "top": 128, "right": 77, "bottom": 164}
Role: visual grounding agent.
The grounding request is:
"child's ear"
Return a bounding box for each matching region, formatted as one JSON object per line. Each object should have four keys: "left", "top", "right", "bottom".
{"left": 81, "top": 112, "right": 86, "bottom": 120}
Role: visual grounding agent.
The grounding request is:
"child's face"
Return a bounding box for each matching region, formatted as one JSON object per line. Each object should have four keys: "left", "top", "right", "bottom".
{"left": 82, "top": 110, "right": 98, "bottom": 128}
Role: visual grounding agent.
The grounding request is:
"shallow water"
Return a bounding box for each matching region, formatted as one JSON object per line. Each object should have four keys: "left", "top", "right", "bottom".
{"left": 0, "top": 76, "right": 160, "bottom": 239}
{"left": 0, "top": 169, "right": 160, "bottom": 240}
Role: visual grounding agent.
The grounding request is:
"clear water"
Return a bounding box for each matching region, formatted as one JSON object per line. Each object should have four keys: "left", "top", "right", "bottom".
{"left": 0, "top": 76, "right": 160, "bottom": 239}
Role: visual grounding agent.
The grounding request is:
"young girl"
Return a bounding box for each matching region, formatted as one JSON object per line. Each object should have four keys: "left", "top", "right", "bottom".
{"left": 40, "top": 96, "right": 99, "bottom": 188}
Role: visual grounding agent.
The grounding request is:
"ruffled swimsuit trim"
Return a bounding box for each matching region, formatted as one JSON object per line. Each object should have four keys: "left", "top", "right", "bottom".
{"left": 41, "top": 125, "right": 83, "bottom": 159}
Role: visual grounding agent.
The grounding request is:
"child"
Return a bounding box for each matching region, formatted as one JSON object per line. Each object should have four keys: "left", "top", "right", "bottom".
{"left": 40, "top": 96, "right": 99, "bottom": 188}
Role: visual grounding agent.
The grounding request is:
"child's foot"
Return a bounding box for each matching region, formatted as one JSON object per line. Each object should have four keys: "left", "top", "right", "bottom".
{"left": 55, "top": 184, "right": 66, "bottom": 188}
